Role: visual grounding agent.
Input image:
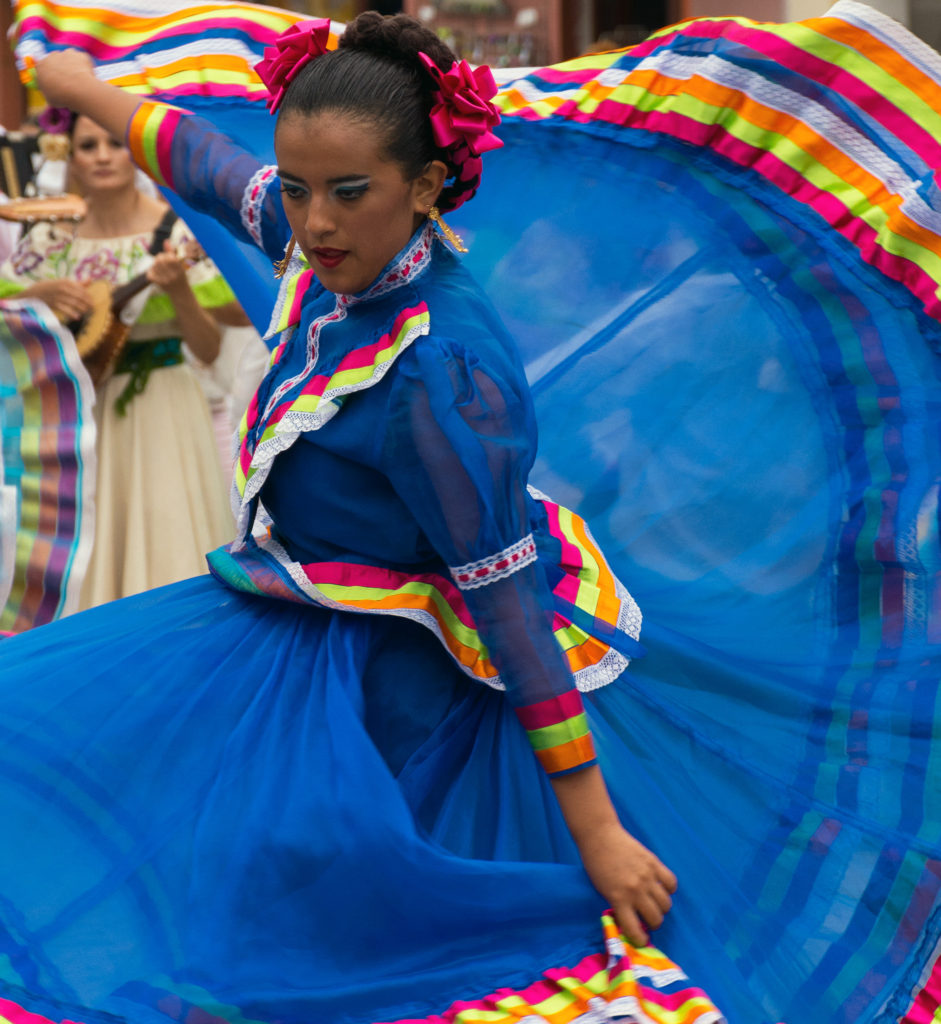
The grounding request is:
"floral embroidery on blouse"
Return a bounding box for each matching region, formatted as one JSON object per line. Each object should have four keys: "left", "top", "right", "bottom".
{"left": 0, "top": 221, "right": 231, "bottom": 342}
{"left": 341, "top": 223, "right": 434, "bottom": 306}
{"left": 74, "top": 247, "right": 125, "bottom": 282}
{"left": 10, "top": 228, "right": 70, "bottom": 277}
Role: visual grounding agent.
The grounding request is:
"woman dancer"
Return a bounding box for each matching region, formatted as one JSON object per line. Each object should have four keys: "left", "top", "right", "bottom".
{"left": 0, "top": 112, "right": 234, "bottom": 608}
{"left": 0, "top": 12, "right": 723, "bottom": 1024}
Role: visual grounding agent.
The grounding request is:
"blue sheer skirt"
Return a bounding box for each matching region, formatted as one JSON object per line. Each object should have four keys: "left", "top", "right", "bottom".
{"left": 0, "top": 576, "right": 680, "bottom": 1024}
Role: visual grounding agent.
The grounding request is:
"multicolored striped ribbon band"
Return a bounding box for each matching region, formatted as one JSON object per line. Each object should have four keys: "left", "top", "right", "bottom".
{"left": 0, "top": 299, "right": 96, "bottom": 631}
{"left": 386, "top": 914, "right": 723, "bottom": 1023}
{"left": 14, "top": 0, "right": 326, "bottom": 99}
{"left": 233, "top": 301, "right": 429, "bottom": 501}
{"left": 493, "top": 1, "right": 941, "bottom": 326}
{"left": 207, "top": 490, "right": 636, "bottom": 700}
{"left": 515, "top": 689, "right": 597, "bottom": 776}
{"left": 14, "top": 1, "right": 941, "bottom": 331}
{"left": 0, "top": 916, "right": 724, "bottom": 1024}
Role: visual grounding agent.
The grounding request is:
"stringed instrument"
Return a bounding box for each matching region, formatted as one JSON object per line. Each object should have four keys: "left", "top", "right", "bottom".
{"left": 0, "top": 194, "right": 86, "bottom": 225}
{"left": 0, "top": 194, "right": 124, "bottom": 381}
{"left": 2, "top": 201, "right": 195, "bottom": 384}
{"left": 68, "top": 273, "right": 149, "bottom": 385}
{"left": 67, "top": 241, "right": 206, "bottom": 385}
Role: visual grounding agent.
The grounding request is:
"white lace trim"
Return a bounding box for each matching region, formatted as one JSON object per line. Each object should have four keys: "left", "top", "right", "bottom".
{"left": 261, "top": 222, "right": 436, "bottom": 342}
{"left": 583, "top": 998, "right": 723, "bottom": 1024}
{"left": 593, "top": 47, "right": 941, "bottom": 237}
{"left": 240, "top": 164, "right": 277, "bottom": 249}
{"left": 265, "top": 275, "right": 293, "bottom": 342}
{"left": 616, "top": 576, "right": 643, "bottom": 640}
{"left": 263, "top": 258, "right": 310, "bottom": 342}
{"left": 830, "top": 1, "right": 941, "bottom": 83}
{"left": 249, "top": 529, "right": 509, "bottom": 687}
{"left": 261, "top": 301, "right": 340, "bottom": 425}
{"left": 526, "top": 483, "right": 643, "bottom": 692}
{"left": 526, "top": 484, "right": 551, "bottom": 502}
{"left": 341, "top": 221, "right": 436, "bottom": 306}
{"left": 449, "top": 534, "right": 538, "bottom": 590}
{"left": 232, "top": 314, "right": 429, "bottom": 538}
{"left": 245, "top": 526, "right": 638, "bottom": 697}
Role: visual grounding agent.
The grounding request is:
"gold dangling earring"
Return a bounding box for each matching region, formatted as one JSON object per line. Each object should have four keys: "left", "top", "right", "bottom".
{"left": 428, "top": 206, "right": 468, "bottom": 254}
{"left": 273, "top": 235, "right": 297, "bottom": 278}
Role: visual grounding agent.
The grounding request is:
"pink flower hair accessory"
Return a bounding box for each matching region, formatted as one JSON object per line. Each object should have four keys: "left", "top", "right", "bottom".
{"left": 418, "top": 52, "right": 503, "bottom": 158}
{"left": 255, "top": 19, "right": 331, "bottom": 114}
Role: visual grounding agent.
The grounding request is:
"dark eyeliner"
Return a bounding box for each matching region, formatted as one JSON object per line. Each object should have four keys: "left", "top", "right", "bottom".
{"left": 335, "top": 182, "right": 370, "bottom": 199}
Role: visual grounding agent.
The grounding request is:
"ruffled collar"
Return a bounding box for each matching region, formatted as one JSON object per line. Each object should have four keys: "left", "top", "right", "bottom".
{"left": 236, "top": 221, "right": 440, "bottom": 541}
{"left": 339, "top": 220, "right": 436, "bottom": 307}
{"left": 264, "top": 220, "right": 437, "bottom": 341}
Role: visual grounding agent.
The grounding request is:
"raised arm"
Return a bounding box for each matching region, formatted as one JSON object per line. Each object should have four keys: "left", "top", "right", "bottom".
{"left": 35, "top": 50, "right": 139, "bottom": 147}
{"left": 34, "top": 50, "right": 290, "bottom": 260}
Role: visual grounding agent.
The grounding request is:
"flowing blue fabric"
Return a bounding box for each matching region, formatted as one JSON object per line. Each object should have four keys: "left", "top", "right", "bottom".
{"left": 0, "top": 581, "right": 611, "bottom": 1024}
{"left": 5, "top": 3, "right": 941, "bottom": 1023}
{"left": 473, "top": 124, "right": 941, "bottom": 1024}
{"left": 161, "top": 114, "right": 941, "bottom": 1023}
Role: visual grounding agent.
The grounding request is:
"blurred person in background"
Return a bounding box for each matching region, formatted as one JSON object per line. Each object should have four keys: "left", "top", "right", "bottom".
{"left": 0, "top": 111, "right": 235, "bottom": 608}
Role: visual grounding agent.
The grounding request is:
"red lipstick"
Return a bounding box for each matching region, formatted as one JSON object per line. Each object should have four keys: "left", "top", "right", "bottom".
{"left": 313, "top": 248, "right": 348, "bottom": 269}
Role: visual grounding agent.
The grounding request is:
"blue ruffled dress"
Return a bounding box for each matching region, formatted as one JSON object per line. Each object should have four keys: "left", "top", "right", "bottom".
{"left": 0, "top": 111, "right": 721, "bottom": 1024}
{"left": 8, "top": 6, "right": 941, "bottom": 1023}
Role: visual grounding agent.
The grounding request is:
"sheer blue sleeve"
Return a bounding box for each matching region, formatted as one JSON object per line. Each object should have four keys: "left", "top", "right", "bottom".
{"left": 381, "top": 334, "right": 598, "bottom": 776}
{"left": 127, "top": 101, "right": 289, "bottom": 260}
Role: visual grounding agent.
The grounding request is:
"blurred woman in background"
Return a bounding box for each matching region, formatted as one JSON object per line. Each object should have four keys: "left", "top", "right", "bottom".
{"left": 0, "top": 112, "right": 235, "bottom": 607}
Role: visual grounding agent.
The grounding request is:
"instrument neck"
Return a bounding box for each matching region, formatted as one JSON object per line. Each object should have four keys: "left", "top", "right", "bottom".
{"left": 111, "top": 272, "right": 152, "bottom": 313}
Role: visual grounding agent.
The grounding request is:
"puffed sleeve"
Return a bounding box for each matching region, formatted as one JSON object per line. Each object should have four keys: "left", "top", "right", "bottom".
{"left": 381, "top": 334, "right": 598, "bottom": 777}
{"left": 126, "top": 101, "right": 289, "bottom": 261}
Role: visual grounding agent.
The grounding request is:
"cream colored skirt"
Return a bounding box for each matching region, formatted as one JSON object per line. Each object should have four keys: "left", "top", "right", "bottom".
{"left": 78, "top": 361, "right": 234, "bottom": 610}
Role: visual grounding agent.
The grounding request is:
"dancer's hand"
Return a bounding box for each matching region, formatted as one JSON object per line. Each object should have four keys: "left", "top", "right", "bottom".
{"left": 576, "top": 821, "right": 676, "bottom": 947}
{"left": 35, "top": 49, "right": 97, "bottom": 107}
{"left": 549, "top": 763, "right": 677, "bottom": 947}
{"left": 23, "top": 279, "right": 92, "bottom": 322}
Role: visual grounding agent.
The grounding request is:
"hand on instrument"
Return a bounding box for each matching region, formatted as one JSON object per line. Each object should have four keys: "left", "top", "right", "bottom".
{"left": 23, "top": 279, "right": 93, "bottom": 322}
{"left": 577, "top": 821, "right": 677, "bottom": 947}
{"left": 34, "top": 49, "right": 98, "bottom": 107}
{"left": 147, "top": 241, "right": 192, "bottom": 297}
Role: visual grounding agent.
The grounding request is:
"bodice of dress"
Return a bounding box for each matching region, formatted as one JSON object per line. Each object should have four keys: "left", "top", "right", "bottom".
{"left": 0, "top": 219, "right": 233, "bottom": 343}
{"left": 128, "top": 100, "right": 643, "bottom": 777}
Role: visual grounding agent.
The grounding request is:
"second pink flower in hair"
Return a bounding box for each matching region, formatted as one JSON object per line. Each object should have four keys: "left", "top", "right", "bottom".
{"left": 418, "top": 53, "right": 503, "bottom": 157}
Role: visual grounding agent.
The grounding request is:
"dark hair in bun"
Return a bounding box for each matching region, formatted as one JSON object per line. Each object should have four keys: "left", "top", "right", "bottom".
{"left": 278, "top": 12, "right": 479, "bottom": 213}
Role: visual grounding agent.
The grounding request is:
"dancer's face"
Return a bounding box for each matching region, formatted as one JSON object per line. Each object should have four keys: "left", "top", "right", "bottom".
{"left": 275, "top": 111, "right": 445, "bottom": 295}
{"left": 69, "top": 116, "right": 136, "bottom": 195}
